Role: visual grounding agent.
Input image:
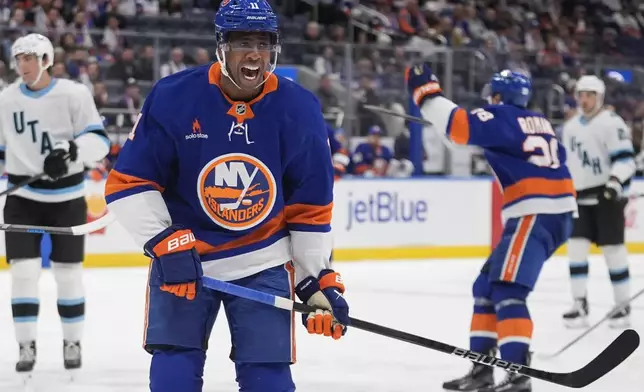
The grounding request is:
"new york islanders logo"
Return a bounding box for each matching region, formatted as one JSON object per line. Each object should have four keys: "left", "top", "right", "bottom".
{"left": 197, "top": 153, "right": 276, "bottom": 231}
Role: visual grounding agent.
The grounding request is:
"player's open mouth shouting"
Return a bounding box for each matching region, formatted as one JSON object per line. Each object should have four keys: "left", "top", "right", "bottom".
{"left": 217, "top": 30, "right": 281, "bottom": 96}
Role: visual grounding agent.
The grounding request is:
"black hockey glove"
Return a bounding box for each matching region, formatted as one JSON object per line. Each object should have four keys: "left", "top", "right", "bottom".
{"left": 43, "top": 141, "right": 78, "bottom": 180}
{"left": 600, "top": 177, "right": 623, "bottom": 202}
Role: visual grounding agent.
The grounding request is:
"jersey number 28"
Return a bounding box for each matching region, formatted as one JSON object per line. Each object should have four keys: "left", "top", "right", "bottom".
{"left": 523, "top": 136, "right": 560, "bottom": 169}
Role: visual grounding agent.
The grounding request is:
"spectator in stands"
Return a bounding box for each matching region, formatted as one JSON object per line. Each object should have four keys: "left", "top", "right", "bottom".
{"left": 194, "top": 47, "right": 210, "bottom": 66}
{"left": 52, "top": 62, "right": 69, "bottom": 79}
{"left": 79, "top": 60, "right": 102, "bottom": 92}
{"left": 160, "top": 47, "right": 186, "bottom": 78}
{"left": 108, "top": 47, "right": 138, "bottom": 81}
{"left": 314, "top": 46, "right": 338, "bottom": 78}
{"left": 352, "top": 125, "right": 393, "bottom": 177}
{"left": 356, "top": 74, "right": 387, "bottom": 136}
{"left": 70, "top": 10, "right": 95, "bottom": 49}
{"left": 8, "top": 7, "right": 27, "bottom": 28}
{"left": 136, "top": 45, "right": 155, "bottom": 80}
{"left": 116, "top": 78, "right": 143, "bottom": 128}
{"left": 304, "top": 21, "right": 322, "bottom": 42}
{"left": 0, "top": 60, "right": 8, "bottom": 91}
{"left": 316, "top": 74, "right": 339, "bottom": 113}
{"left": 102, "top": 13, "right": 125, "bottom": 52}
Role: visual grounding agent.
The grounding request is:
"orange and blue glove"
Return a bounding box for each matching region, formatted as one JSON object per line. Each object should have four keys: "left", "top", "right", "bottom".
{"left": 406, "top": 62, "right": 443, "bottom": 107}
{"left": 295, "top": 269, "right": 350, "bottom": 340}
{"left": 144, "top": 225, "right": 203, "bottom": 300}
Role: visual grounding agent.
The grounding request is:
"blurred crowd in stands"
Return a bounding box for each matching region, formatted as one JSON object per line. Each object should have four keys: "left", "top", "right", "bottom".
{"left": 2, "top": 0, "right": 644, "bottom": 177}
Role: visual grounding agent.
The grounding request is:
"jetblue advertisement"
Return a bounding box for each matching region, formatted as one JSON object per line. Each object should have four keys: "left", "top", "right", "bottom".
{"left": 332, "top": 179, "right": 491, "bottom": 249}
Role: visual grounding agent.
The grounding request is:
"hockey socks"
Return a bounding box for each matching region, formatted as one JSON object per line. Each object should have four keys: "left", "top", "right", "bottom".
{"left": 470, "top": 298, "right": 497, "bottom": 354}
{"left": 10, "top": 258, "right": 41, "bottom": 343}
{"left": 150, "top": 348, "right": 205, "bottom": 392}
{"left": 602, "top": 245, "right": 631, "bottom": 304}
{"left": 568, "top": 238, "right": 591, "bottom": 300}
{"left": 52, "top": 262, "right": 85, "bottom": 342}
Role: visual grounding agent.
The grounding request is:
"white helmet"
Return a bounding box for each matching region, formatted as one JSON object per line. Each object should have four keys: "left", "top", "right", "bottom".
{"left": 11, "top": 33, "right": 55, "bottom": 86}
{"left": 574, "top": 75, "right": 605, "bottom": 112}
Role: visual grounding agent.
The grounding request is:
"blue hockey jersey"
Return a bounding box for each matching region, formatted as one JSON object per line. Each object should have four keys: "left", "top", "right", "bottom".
{"left": 105, "top": 63, "right": 334, "bottom": 282}
{"left": 352, "top": 142, "right": 393, "bottom": 176}
{"left": 327, "top": 125, "right": 349, "bottom": 179}
{"left": 420, "top": 97, "right": 577, "bottom": 220}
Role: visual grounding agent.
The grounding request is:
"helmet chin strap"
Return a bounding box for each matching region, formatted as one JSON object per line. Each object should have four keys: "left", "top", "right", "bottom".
{"left": 19, "top": 54, "right": 48, "bottom": 88}
{"left": 216, "top": 48, "right": 277, "bottom": 92}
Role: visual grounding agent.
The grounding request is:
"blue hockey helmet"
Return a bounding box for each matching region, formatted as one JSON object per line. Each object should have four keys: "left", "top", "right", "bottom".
{"left": 214, "top": 0, "right": 281, "bottom": 88}
{"left": 482, "top": 70, "right": 532, "bottom": 108}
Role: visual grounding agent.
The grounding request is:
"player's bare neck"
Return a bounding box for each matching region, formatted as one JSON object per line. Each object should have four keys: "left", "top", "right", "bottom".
{"left": 26, "top": 74, "right": 53, "bottom": 91}
{"left": 220, "top": 77, "right": 262, "bottom": 102}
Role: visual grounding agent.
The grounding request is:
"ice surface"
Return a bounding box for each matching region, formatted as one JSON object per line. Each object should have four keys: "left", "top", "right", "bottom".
{"left": 0, "top": 255, "right": 642, "bottom": 391}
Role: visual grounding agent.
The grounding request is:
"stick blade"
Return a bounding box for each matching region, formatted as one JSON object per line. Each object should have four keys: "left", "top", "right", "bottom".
{"left": 555, "top": 329, "right": 640, "bottom": 388}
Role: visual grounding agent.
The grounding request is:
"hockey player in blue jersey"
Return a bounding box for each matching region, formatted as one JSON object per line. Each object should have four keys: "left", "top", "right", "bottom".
{"left": 104, "top": 1, "right": 349, "bottom": 391}
{"left": 352, "top": 125, "right": 393, "bottom": 176}
{"left": 408, "top": 64, "right": 577, "bottom": 392}
{"left": 327, "top": 124, "right": 350, "bottom": 179}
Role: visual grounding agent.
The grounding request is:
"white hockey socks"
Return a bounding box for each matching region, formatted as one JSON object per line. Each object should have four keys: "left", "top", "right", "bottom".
{"left": 10, "top": 258, "right": 42, "bottom": 343}
{"left": 51, "top": 262, "right": 85, "bottom": 342}
{"left": 601, "top": 245, "right": 631, "bottom": 305}
{"left": 567, "top": 238, "right": 591, "bottom": 299}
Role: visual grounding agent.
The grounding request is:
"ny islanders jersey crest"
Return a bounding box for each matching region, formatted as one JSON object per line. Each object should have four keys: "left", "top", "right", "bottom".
{"left": 198, "top": 153, "right": 276, "bottom": 231}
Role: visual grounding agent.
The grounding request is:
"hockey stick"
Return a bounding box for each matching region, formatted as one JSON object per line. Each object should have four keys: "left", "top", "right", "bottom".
{"left": 201, "top": 276, "right": 639, "bottom": 388}
{"left": 0, "top": 213, "right": 115, "bottom": 235}
{"left": 0, "top": 153, "right": 72, "bottom": 198}
{"left": 537, "top": 286, "right": 644, "bottom": 360}
{"left": 219, "top": 167, "right": 258, "bottom": 211}
{"left": 0, "top": 172, "right": 48, "bottom": 198}
{"left": 362, "top": 104, "right": 457, "bottom": 151}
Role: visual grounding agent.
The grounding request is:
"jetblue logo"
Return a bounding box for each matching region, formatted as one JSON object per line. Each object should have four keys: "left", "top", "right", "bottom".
{"left": 346, "top": 191, "right": 428, "bottom": 231}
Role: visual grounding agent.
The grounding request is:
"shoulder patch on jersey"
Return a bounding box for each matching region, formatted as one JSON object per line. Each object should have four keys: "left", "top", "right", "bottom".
{"left": 197, "top": 153, "right": 277, "bottom": 231}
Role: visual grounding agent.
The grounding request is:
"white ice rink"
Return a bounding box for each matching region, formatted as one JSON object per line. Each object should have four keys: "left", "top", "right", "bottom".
{"left": 0, "top": 255, "right": 642, "bottom": 392}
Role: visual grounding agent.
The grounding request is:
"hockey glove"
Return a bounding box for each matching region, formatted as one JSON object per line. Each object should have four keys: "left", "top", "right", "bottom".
{"left": 295, "top": 270, "right": 349, "bottom": 340}
{"left": 601, "top": 177, "right": 623, "bottom": 202}
{"left": 144, "top": 225, "right": 203, "bottom": 301}
{"left": 43, "top": 141, "right": 77, "bottom": 180}
{"left": 406, "top": 62, "right": 443, "bottom": 107}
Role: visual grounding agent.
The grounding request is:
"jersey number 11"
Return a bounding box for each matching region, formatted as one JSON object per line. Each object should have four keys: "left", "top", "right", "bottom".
{"left": 523, "top": 136, "right": 560, "bottom": 169}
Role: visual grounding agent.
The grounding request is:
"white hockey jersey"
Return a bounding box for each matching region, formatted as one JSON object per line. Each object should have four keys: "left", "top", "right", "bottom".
{"left": 0, "top": 78, "right": 110, "bottom": 202}
{"left": 561, "top": 109, "right": 636, "bottom": 203}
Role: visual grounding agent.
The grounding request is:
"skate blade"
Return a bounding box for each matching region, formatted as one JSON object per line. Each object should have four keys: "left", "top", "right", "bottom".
{"left": 66, "top": 368, "right": 80, "bottom": 382}
{"left": 564, "top": 317, "right": 589, "bottom": 329}
{"left": 608, "top": 317, "right": 631, "bottom": 329}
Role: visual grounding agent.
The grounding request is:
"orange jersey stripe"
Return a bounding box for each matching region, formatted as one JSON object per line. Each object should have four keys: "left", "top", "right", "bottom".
{"left": 284, "top": 203, "right": 333, "bottom": 226}
{"left": 195, "top": 213, "right": 287, "bottom": 254}
{"left": 503, "top": 178, "right": 576, "bottom": 206}
{"left": 497, "top": 318, "right": 534, "bottom": 340}
{"left": 105, "top": 169, "right": 164, "bottom": 198}
{"left": 502, "top": 215, "right": 534, "bottom": 282}
{"left": 448, "top": 108, "right": 470, "bottom": 145}
{"left": 470, "top": 313, "right": 497, "bottom": 332}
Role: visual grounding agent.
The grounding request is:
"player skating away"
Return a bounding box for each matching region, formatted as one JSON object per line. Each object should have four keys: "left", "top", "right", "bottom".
{"left": 560, "top": 75, "right": 635, "bottom": 328}
{"left": 0, "top": 34, "right": 110, "bottom": 374}
{"left": 104, "top": 1, "right": 349, "bottom": 391}
{"left": 408, "top": 65, "right": 577, "bottom": 392}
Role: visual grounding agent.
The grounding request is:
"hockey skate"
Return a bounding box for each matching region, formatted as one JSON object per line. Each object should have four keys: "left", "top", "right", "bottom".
{"left": 477, "top": 372, "right": 531, "bottom": 392}
{"left": 63, "top": 340, "right": 82, "bottom": 370}
{"left": 443, "top": 350, "right": 495, "bottom": 391}
{"left": 608, "top": 305, "right": 631, "bottom": 329}
{"left": 562, "top": 298, "right": 589, "bottom": 328}
{"left": 16, "top": 341, "right": 36, "bottom": 377}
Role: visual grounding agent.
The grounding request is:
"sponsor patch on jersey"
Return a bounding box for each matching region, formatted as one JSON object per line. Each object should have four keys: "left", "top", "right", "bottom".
{"left": 197, "top": 153, "right": 276, "bottom": 231}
